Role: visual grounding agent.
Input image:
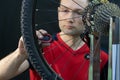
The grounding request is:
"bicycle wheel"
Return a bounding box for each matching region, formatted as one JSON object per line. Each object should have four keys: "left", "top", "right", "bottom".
{"left": 20, "top": 0, "right": 119, "bottom": 80}
{"left": 21, "top": 0, "right": 62, "bottom": 80}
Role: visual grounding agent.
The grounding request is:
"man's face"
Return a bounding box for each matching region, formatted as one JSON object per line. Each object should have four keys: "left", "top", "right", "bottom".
{"left": 58, "top": 0, "right": 88, "bottom": 35}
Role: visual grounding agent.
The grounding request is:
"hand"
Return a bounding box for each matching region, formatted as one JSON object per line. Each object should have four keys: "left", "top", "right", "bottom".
{"left": 36, "top": 29, "right": 51, "bottom": 47}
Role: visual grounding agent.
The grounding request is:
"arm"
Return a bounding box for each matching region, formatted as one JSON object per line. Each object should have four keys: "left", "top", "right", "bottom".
{"left": 0, "top": 37, "right": 29, "bottom": 80}
{"left": 0, "top": 29, "right": 49, "bottom": 80}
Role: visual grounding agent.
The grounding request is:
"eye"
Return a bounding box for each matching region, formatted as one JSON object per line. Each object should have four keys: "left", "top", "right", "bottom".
{"left": 61, "top": 9, "right": 69, "bottom": 13}
{"left": 58, "top": 7, "right": 70, "bottom": 13}
{"left": 74, "top": 10, "right": 84, "bottom": 15}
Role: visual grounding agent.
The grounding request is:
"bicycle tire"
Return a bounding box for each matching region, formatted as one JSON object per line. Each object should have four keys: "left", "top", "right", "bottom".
{"left": 20, "top": 0, "right": 62, "bottom": 80}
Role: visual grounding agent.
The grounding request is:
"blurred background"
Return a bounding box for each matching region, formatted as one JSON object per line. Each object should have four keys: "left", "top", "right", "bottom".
{"left": 0, "top": 0, "right": 119, "bottom": 80}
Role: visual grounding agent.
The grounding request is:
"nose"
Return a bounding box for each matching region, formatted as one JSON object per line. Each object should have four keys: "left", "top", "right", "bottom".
{"left": 66, "top": 12, "right": 74, "bottom": 23}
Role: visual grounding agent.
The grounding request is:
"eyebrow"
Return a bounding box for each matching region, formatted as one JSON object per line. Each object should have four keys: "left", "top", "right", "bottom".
{"left": 59, "top": 6, "right": 83, "bottom": 11}
{"left": 59, "top": 5, "right": 75, "bottom": 11}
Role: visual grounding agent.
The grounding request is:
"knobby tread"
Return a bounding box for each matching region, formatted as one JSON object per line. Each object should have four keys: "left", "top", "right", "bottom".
{"left": 20, "top": 0, "right": 62, "bottom": 80}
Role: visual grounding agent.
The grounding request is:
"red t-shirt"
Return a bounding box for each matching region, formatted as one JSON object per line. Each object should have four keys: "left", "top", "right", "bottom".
{"left": 29, "top": 33, "right": 108, "bottom": 80}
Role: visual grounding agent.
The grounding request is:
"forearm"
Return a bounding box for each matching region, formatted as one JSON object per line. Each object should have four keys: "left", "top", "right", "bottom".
{"left": 0, "top": 48, "right": 27, "bottom": 80}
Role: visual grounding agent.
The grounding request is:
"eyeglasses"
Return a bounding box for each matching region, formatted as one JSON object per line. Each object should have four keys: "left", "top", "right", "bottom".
{"left": 58, "top": 7, "right": 85, "bottom": 16}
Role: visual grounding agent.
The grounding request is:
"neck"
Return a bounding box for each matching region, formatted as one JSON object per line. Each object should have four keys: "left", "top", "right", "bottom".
{"left": 59, "top": 32, "right": 85, "bottom": 50}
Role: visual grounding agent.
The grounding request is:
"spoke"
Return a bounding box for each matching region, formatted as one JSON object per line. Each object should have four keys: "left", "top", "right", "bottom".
{"left": 41, "top": 35, "right": 88, "bottom": 80}
{"left": 35, "top": 0, "right": 99, "bottom": 79}
{"left": 21, "top": 0, "right": 99, "bottom": 79}
{"left": 38, "top": 9, "right": 58, "bottom": 12}
{"left": 72, "top": 60, "right": 88, "bottom": 80}
{"left": 49, "top": 0, "right": 73, "bottom": 11}
{"left": 72, "top": 0, "right": 85, "bottom": 9}
{"left": 38, "top": 16, "right": 82, "bottom": 26}
{"left": 42, "top": 36, "right": 80, "bottom": 54}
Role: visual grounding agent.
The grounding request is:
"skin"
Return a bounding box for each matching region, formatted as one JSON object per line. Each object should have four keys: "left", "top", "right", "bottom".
{"left": 0, "top": 37, "right": 29, "bottom": 80}
{"left": 58, "top": 0, "right": 89, "bottom": 50}
{"left": 0, "top": 0, "right": 89, "bottom": 80}
{"left": 59, "top": 0, "right": 88, "bottom": 36}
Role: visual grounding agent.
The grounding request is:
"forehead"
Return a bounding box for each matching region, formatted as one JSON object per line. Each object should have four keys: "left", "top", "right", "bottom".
{"left": 60, "top": 0, "right": 89, "bottom": 9}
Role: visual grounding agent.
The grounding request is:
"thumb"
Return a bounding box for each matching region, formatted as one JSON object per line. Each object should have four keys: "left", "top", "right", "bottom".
{"left": 17, "top": 37, "right": 28, "bottom": 58}
{"left": 18, "top": 37, "right": 24, "bottom": 49}
{"left": 18, "top": 37, "right": 27, "bottom": 55}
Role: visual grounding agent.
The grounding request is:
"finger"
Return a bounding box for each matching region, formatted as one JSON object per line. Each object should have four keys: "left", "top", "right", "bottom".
{"left": 42, "top": 43, "right": 51, "bottom": 48}
{"left": 36, "top": 29, "right": 48, "bottom": 39}
{"left": 36, "top": 31, "right": 44, "bottom": 39}
{"left": 39, "top": 29, "right": 48, "bottom": 34}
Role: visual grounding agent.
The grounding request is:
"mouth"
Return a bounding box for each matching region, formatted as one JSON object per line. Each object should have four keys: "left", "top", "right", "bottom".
{"left": 64, "top": 25, "right": 74, "bottom": 29}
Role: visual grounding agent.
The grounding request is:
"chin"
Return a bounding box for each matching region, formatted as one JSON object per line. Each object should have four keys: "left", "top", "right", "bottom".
{"left": 62, "top": 29, "right": 81, "bottom": 35}
{"left": 64, "top": 31, "right": 79, "bottom": 36}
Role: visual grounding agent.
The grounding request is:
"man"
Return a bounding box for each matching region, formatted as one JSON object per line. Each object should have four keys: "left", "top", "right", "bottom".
{"left": 0, "top": 0, "right": 108, "bottom": 80}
